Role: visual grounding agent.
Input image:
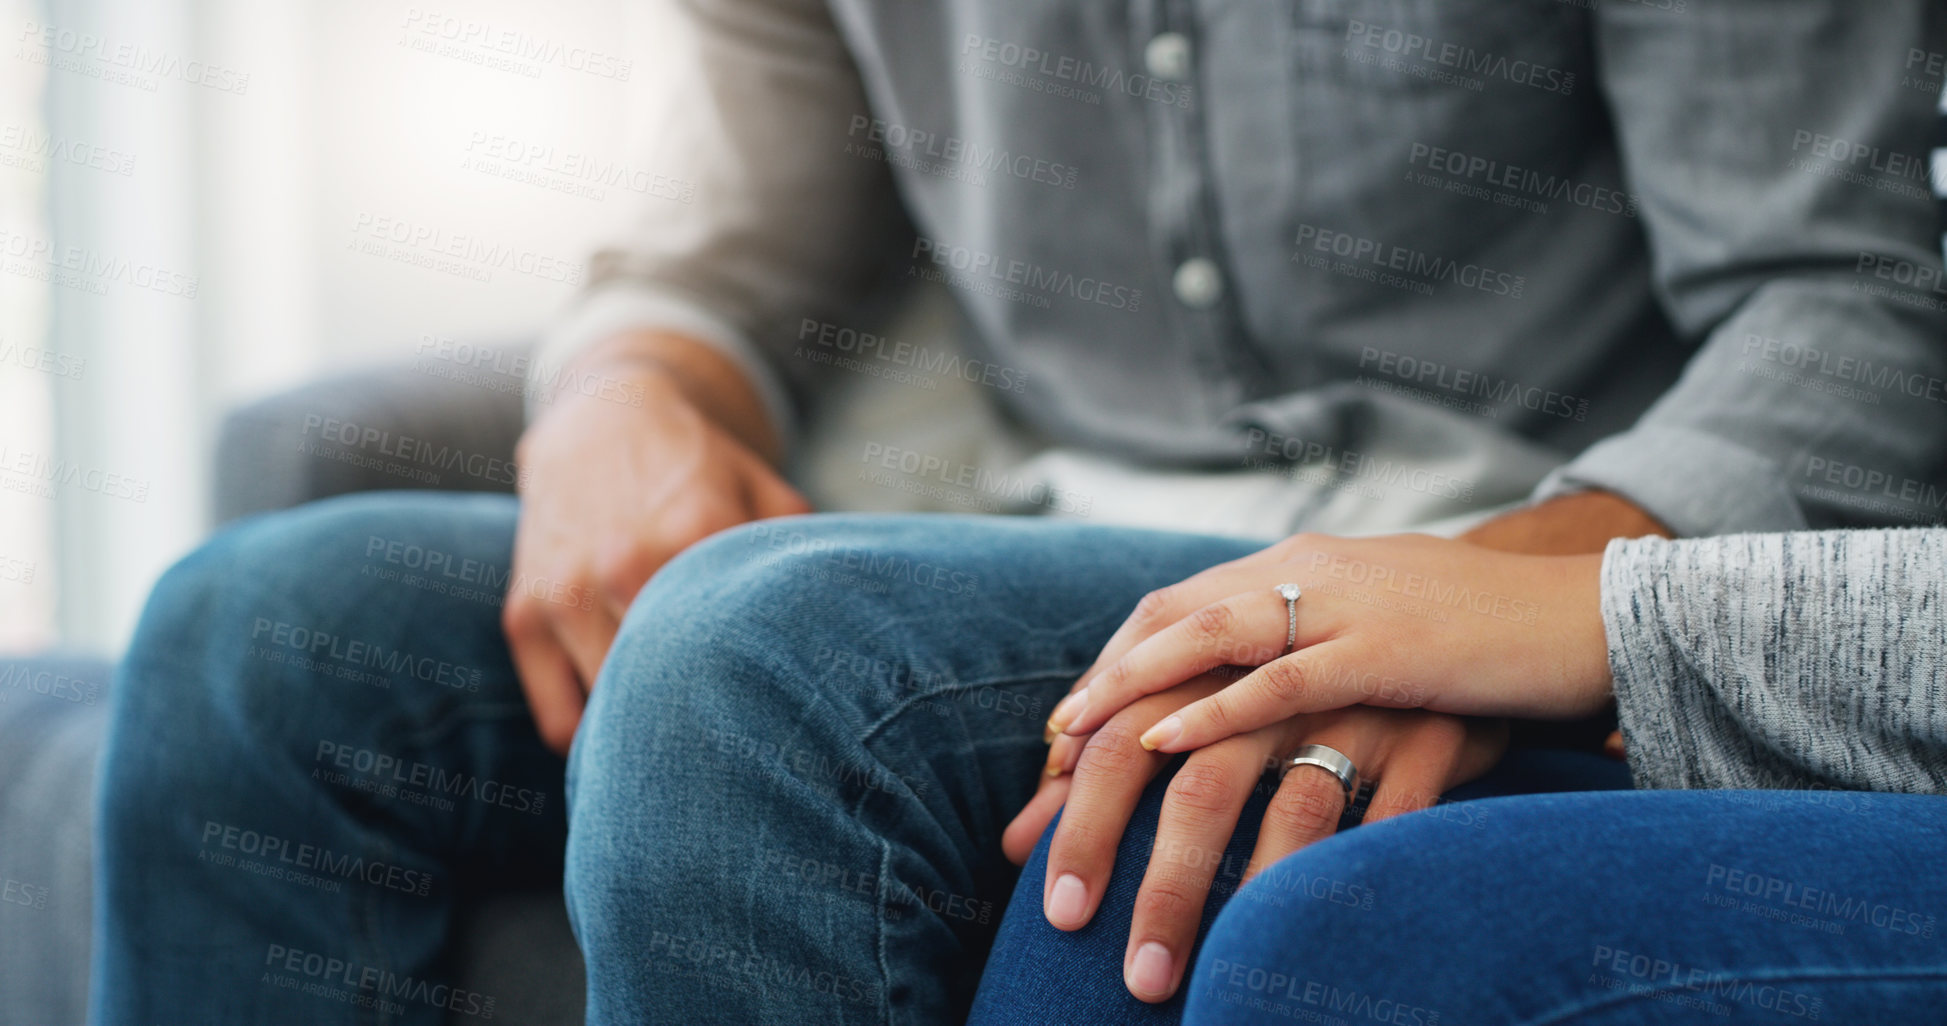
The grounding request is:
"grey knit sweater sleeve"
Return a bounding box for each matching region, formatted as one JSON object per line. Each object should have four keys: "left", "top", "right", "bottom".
{"left": 1601, "top": 529, "right": 1947, "bottom": 792}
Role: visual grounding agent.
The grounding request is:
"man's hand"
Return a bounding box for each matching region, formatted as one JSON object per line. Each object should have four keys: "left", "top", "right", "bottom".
{"left": 505, "top": 333, "right": 810, "bottom": 754}
{"left": 1461, "top": 489, "right": 1671, "bottom": 554}
{"left": 1007, "top": 675, "right": 1504, "bottom": 1003}
{"left": 1462, "top": 489, "right": 1670, "bottom": 757}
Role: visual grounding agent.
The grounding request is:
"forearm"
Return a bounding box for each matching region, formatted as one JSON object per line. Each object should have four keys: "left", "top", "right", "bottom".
{"left": 536, "top": 330, "right": 782, "bottom": 465}
{"left": 1605, "top": 529, "right": 1947, "bottom": 792}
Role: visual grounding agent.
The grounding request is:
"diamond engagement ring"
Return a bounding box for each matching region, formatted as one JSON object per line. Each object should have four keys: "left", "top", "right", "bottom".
{"left": 1275, "top": 582, "right": 1302, "bottom": 656}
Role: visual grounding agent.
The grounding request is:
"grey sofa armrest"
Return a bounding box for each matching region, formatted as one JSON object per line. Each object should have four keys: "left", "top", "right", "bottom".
{"left": 212, "top": 342, "right": 534, "bottom": 524}
{"left": 0, "top": 655, "right": 112, "bottom": 1026}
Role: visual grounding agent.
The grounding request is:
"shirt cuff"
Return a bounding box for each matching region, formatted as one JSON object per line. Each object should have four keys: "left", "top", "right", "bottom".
{"left": 1600, "top": 534, "right": 1706, "bottom": 790}
{"left": 1532, "top": 425, "right": 1808, "bottom": 539}
{"left": 529, "top": 284, "right": 796, "bottom": 454}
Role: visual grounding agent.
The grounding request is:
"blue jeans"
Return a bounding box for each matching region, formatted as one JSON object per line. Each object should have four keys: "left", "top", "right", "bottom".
{"left": 967, "top": 749, "right": 1637, "bottom": 1024}
{"left": 94, "top": 494, "right": 1248, "bottom": 1023}
{"left": 91, "top": 494, "right": 1947, "bottom": 1023}
{"left": 1175, "top": 788, "right": 1947, "bottom": 1025}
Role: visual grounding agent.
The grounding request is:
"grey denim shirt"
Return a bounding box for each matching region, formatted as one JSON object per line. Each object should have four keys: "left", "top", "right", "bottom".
{"left": 539, "top": 0, "right": 1947, "bottom": 538}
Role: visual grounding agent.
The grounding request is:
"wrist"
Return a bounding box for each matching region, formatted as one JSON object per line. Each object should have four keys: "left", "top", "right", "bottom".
{"left": 536, "top": 331, "right": 781, "bottom": 462}
{"left": 1463, "top": 490, "right": 1672, "bottom": 556}
{"left": 1546, "top": 551, "right": 1615, "bottom": 715}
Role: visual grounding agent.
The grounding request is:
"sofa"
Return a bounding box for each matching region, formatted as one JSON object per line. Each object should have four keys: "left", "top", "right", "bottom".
{"left": 0, "top": 346, "right": 591, "bottom": 1026}
{"left": 0, "top": 276, "right": 1018, "bottom": 1025}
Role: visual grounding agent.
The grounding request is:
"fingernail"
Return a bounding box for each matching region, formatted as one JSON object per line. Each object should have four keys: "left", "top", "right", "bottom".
{"left": 1049, "top": 688, "right": 1088, "bottom": 732}
{"left": 1139, "top": 715, "right": 1182, "bottom": 752}
{"left": 1048, "top": 873, "right": 1088, "bottom": 928}
{"left": 1043, "top": 760, "right": 1064, "bottom": 777}
{"left": 1043, "top": 723, "right": 1057, "bottom": 745}
{"left": 1129, "top": 941, "right": 1174, "bottom": 997}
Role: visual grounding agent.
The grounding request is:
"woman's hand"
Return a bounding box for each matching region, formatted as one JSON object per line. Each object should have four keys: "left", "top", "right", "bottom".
{"left": 1006, "top": 673, "right": 1506, "bottom": 1003}
{"left": 1048, "top": 532, "right": 1611, "bottom": 756}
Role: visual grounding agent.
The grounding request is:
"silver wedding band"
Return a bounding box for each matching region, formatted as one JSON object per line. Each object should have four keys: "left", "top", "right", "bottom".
{"left": 1282, "top": 743, "right": 1358, "bottom": 799}
{"left": 1275, "top": 582, "right": 1302, "bottom": 656}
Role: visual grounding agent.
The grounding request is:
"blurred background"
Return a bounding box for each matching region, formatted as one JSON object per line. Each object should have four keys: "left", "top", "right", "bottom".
{"left": 1, "top": 0, "right": 687, "bottom": 652}
{"left": 3, "top": 0, "right": 1947, "bottom": 656}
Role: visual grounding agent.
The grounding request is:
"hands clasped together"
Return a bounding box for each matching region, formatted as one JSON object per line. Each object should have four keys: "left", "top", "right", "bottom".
{"left": 999, "top": 531, "right": 1616, "bottom": 1003}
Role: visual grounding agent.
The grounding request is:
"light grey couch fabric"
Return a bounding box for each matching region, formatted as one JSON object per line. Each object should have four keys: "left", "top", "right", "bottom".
{"left": 0, "top": 654, "right": 107, "bottom": 1026}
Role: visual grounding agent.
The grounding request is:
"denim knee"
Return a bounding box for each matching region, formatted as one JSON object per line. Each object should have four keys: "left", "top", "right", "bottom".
{"left": 561, "top": 516, "right": 967, "bottom": 949}
{"left": 572, "top": 514, "right": 968, "bottom": 765}
{"left": 1187, "top": 795, "right": 1626, "bottom": 1026}
{"left": 101, "top": 492, "right": 521, "bottom": 825}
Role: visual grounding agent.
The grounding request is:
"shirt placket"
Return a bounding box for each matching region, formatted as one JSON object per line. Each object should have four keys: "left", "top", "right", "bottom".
{"left": 1135, "top": 0, "right": 1267, "bottom": 426}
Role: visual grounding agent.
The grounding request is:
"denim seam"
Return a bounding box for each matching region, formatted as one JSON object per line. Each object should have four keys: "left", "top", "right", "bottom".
{"left": 389, "top": 698, "right": 537, "bottom": 752}
{"left": 876, "top": 837, "right": 897, "bottom": 1026}
{"left": 855, "top": 667, "right": 1091, "bottom": 744}
{"left": 850, "top": 665, "right": 1087, "bottom": 1026}
{"left": 1528, "top": 965, "right": 1947, "bottom": 1025}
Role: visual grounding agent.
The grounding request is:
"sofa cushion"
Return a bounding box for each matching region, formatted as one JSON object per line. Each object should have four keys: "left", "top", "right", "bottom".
{"left": 0, "top": 655, "right": 585, "bottom": 1026}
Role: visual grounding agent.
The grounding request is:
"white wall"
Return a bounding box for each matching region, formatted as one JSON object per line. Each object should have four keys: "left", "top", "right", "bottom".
{"left": 4, "top": 0, "right": 686, "bottom": 653}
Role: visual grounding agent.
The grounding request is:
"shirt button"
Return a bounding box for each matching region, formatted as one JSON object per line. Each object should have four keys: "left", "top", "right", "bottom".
{"left": 1144, "top": 33, "right": 1192, "bottom": 82}
{"left": 1173, "top": 258, "right": 1223, "bottom": 309}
